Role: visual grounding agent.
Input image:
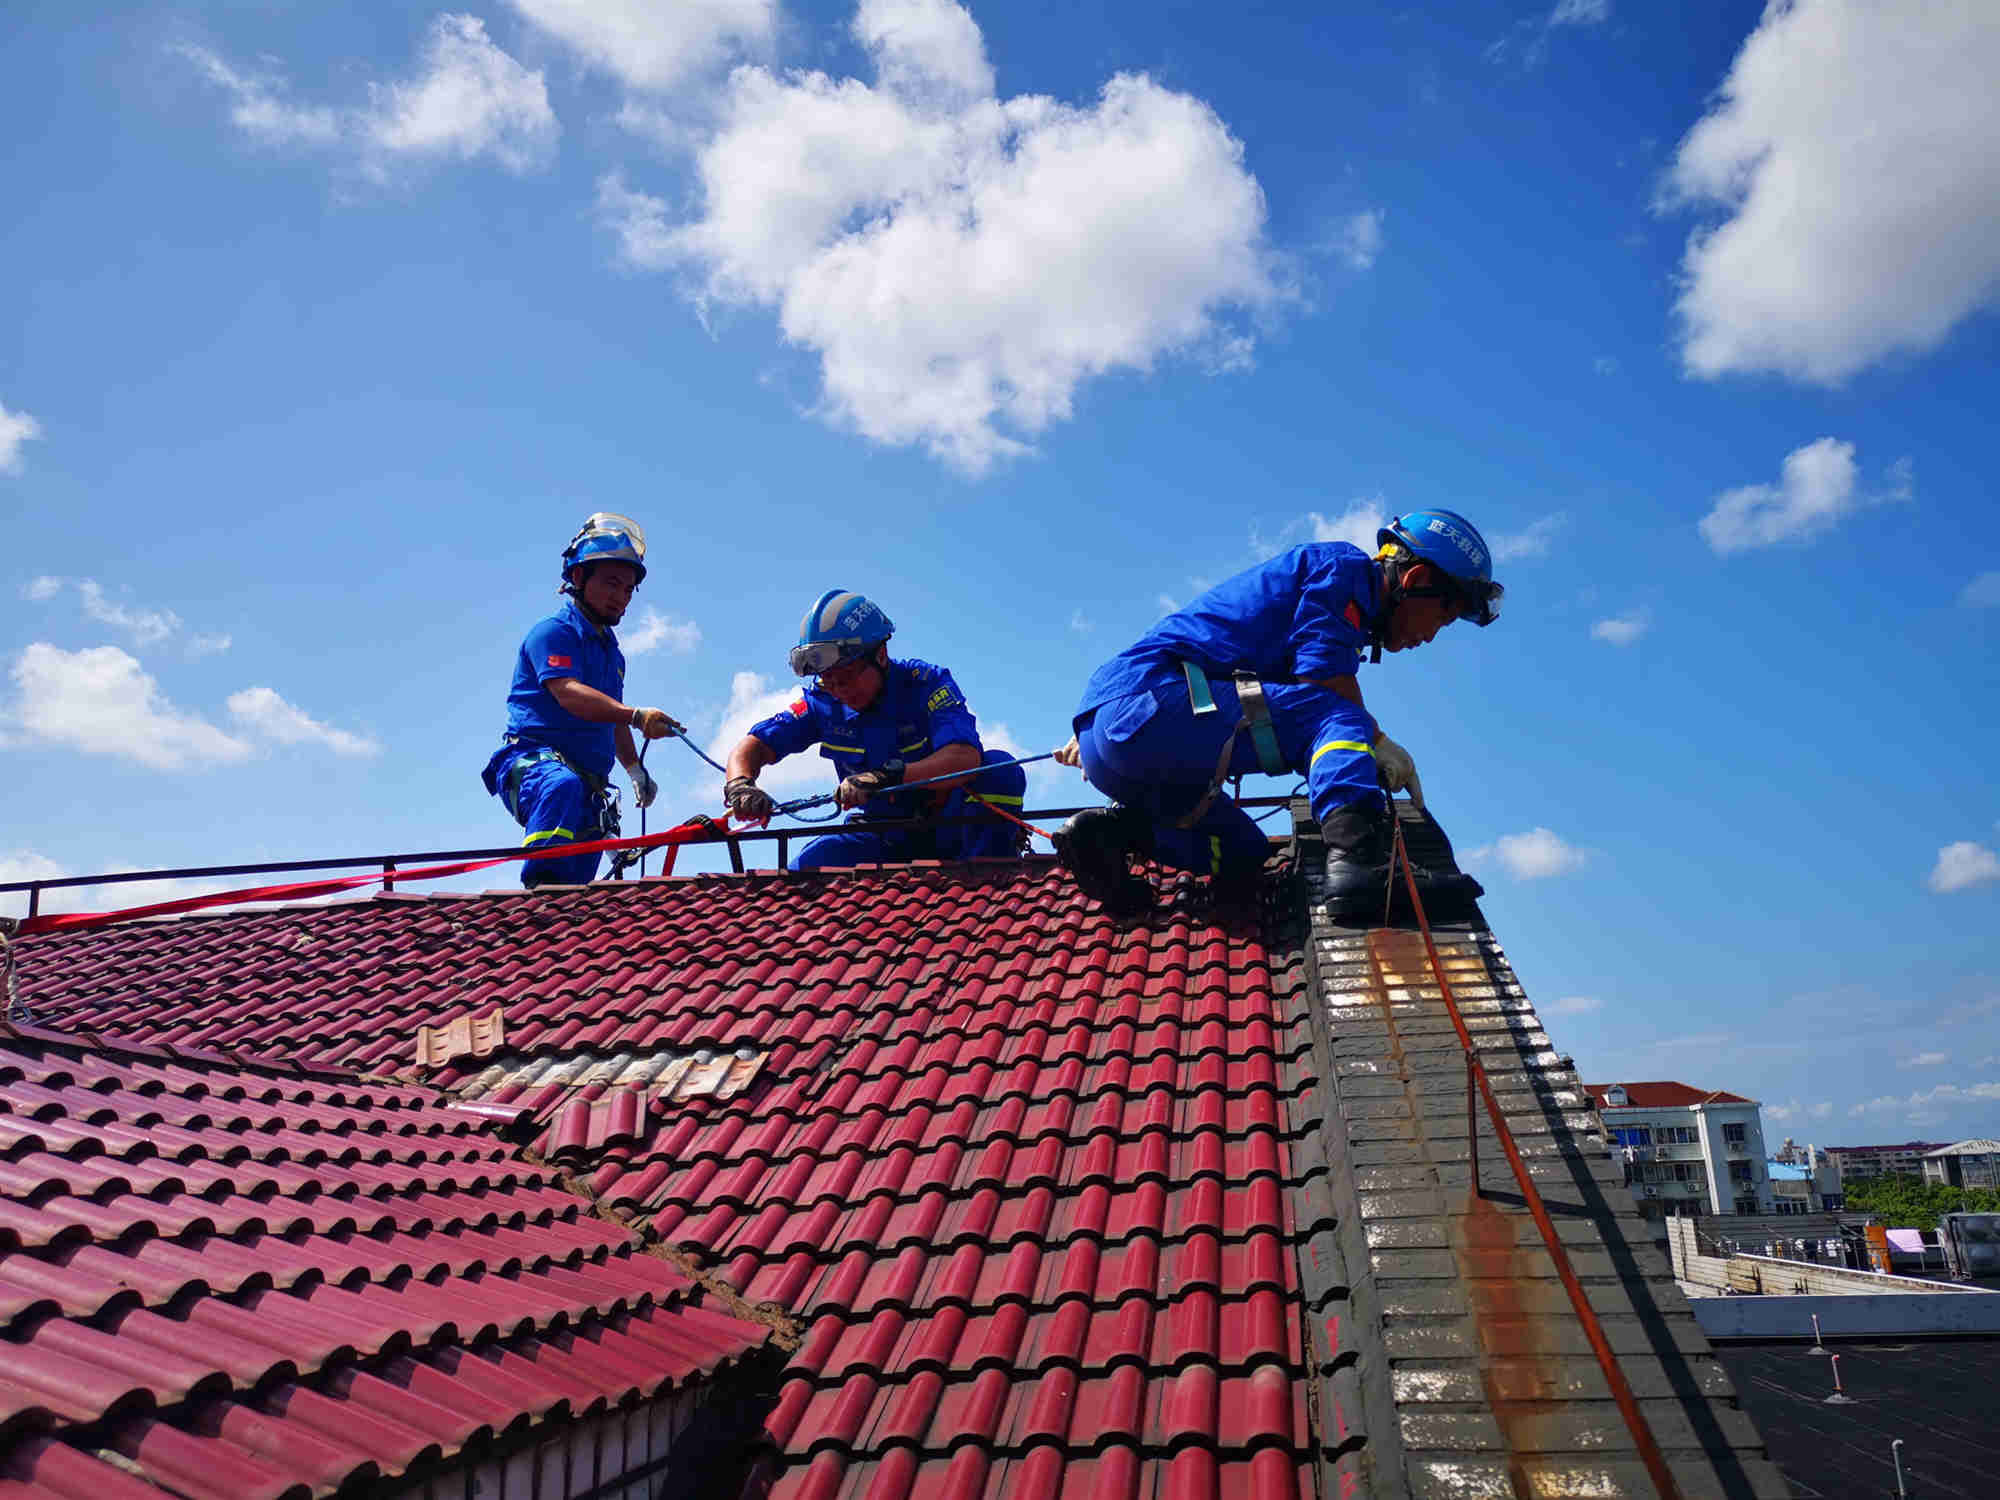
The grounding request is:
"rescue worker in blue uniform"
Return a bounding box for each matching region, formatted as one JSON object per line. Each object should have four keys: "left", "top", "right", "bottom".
{"left": 722, "top": 590, "right": 1027, "bottom": 871}
{"left": 1053, "top": 509, "right": 1503, "bottom": 919}
{"left": 482, "top": 514, "right": 685, "bottom": 887}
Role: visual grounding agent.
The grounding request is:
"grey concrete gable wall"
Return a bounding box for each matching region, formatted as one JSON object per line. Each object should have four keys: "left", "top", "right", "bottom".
{"left": 1289, "top": 805, "right": 1792, "bottom": 1500}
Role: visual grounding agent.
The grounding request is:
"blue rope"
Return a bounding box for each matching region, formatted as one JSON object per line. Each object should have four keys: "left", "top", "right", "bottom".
{"left": 667, "top": 732, "right": 1055, "bottom": 825}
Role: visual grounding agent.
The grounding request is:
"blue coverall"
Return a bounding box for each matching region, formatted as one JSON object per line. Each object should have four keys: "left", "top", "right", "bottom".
{"left": 1071, "top": 543, "right": 1386, "bottom": 883}
{"left": 481, "top": 597, "right": 626, "bottom": 887}
{"left": 746, "top": 658, "right": 1027, "bottom": 871}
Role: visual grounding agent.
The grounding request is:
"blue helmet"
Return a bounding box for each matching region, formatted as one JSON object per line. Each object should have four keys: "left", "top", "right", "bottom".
{"left": 790, "top": 589, "right": 894, "bottom": 677}
{"left": 1377, "top": 509, "right": 1503, "bottom": 626}
{"left": 561, "top": 512, "right": 647, "bottom": 588}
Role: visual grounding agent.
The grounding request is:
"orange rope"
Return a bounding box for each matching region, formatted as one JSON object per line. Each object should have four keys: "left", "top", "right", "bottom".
{"left": 1389, "top": 813, "right": 1684, "bottom": 1500}
{"left": 967, "top": 793, "right": 1054, "bottom": 842}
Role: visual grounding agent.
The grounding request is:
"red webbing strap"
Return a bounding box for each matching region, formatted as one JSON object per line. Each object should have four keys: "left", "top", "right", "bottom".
{"left": 1390, "top": 814, "right": 1684, "bottom": 1500}
{"left": 15, "top": 816, "right": 730, "bottom": 937}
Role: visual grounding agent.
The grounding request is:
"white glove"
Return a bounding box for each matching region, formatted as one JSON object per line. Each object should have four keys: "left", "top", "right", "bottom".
{"left": 626, "top": 762, "right": 658, "bottom": 810}
{"left": 1374, "top": 732, "right": 1424, "bottom": 810}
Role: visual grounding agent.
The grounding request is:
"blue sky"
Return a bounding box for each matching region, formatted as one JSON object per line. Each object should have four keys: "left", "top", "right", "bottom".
{"left": 4, "top": 0, "right": 1997, "bottom": 1145}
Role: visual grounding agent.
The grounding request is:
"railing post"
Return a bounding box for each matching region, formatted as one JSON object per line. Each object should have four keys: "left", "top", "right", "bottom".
{"left": 382, "top": 860, "right": 397, "bottom": 892}
{"left": 27, "top": 885, "right": 38, "bottom": 921}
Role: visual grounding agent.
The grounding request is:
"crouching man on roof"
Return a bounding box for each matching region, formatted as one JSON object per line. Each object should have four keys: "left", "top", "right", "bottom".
{"left": 481, "top": 514, "right": 686, "bottom": 888}
{"left": 721, "top": 590, "right": 1027, "bottom": 871}
{"left": 1053, "top": 510, "right": 1503, "bottom": 919}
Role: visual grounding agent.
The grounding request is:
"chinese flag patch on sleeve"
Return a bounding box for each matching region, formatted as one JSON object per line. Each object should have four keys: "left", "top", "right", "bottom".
{"left": 547, "top": 654, "right": 573, "bottom": 669}
{"left": 789, "top": 694, "right": 809, "bottom": 717}
{"left": 1343, "top": 601, "right": 1364, "bottom": 630}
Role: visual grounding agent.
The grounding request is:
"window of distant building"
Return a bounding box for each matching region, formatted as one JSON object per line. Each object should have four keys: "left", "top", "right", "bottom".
{"left": 1658, "top": 1126, "right": 1699, "bottom": 1145}
{"left": 1612, "top": 1127, "right": 1653, "bottom": 1146}
{"left": 1734, "top": 1196, "right": 1760, "bottom": 1214}
{"left": 1723, "top": 1123, "right": 1747, "bottom": 1144}
{"left": 1728, "top": 1162, "right": 1754, "bottom": 1182}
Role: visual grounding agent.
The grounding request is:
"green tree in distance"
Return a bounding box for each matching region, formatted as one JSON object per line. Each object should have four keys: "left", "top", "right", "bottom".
{"left": 1843, "top": 1174, "right": 2000, "bottom": 1231}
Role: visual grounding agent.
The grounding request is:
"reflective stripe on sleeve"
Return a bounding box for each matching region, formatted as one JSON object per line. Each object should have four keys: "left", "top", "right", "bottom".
{"left": 1310, "top": 739, "right": 1376, "bottom": 767}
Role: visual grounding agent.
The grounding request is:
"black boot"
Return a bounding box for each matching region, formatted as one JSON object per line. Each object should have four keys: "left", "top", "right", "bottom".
{"left": 1319, "top": 803, "right": 1395, "bottom": 917}
{"left": 1321, "top": 801, "right": 1485, "bottom": 920}
{"left": 1054, "top": 804, "right": 1156, "bottom": 918}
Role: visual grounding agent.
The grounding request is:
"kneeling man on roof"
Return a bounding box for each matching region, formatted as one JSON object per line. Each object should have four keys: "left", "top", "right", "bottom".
{"left": 481, "top": 514, "right": 685, "bottom": 888}
{"left": 1054, "top": 510, "right": 1502, "bottom": 919}
{"left": 722, "top": 590, "right": 1027, "bottom": 870}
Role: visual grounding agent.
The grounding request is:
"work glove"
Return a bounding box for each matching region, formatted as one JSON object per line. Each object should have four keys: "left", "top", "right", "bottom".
{"left": 835, "top": 759, "right": 906, "bottom": 810}
{"left": 1054, "top": 734, "right": 1082, "bottom": 770}
{"left": 724, "top": 776, "right": 776, "bottom": 824}
{"left": 1374, "top": 732, "right": 1424, "bottom": 811}
{"left": 628, "top": 707, "right": 685, "bottom": 741}
{"left": 625, "top": 761, "right": 658, "bottom": 811}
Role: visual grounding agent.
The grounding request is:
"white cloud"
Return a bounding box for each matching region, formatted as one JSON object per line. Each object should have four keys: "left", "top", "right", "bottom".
{"left": 621, "top": 607, "right": 701, "bottom": 656}
{"left": 1900, "top": 1051, "right": 1949, "bottom": 1068}
{"left": 1255, "top": 499, "right": 1390, "bottom": 560}
{"left": 1, "top": 401, "right": 43, "bottom": 473}
{"left": 1764, "top": 1098, "right": 1798, "bottom": 1123}
{"left": 1659, "top": 2, "right": 2000, "bottom": 383}
{"left": 1155, "top": 593, "right": 1180, "bottom": 617}
{"left": 1590, "top": 612, "right": 1648, "bottom": 646}
{"left": 1546, "top": 994, "right": 1602, "bottom": 1015}
{"left": 1849, "top": 1080, "right": 2000, "bottom": 1117}
{"left": 1468, "top": 827, "right": 1587, "bottom": 880}
{"left": 1550, "top": 0, "right": 1609, "bottom": 25}
{"left": 5, "top": 644, "right": 252, "bottom": 770}
{"left": 1961, "top": 571, "right": 2000, "bottom": 609}
{"left": 0, "top": 848, "right": 307, "bottom": 922}
{"left": 1592, "top": 355, "right": 1619, "bottom": 376}
{"left": 24, "top": 577, "right": 228, "bottom": 654}
{"left": 183, "top": 15, "right": 557, "bottom": 176}
{"left": 1068, "top": 609, "right": 1092, "bottom": 634}
{"left": 76, "top": 580, "right": 182, "bottom": 646}
{"left": 365, "top": 15, "right": 558, "bottom": 171}
{"left": 1929, "top": 841, "right": 2000, "bottom": 894}
{"left": 175, "top": 45, "right": 342, "bottom": 146}
{"left": 1698, "top": 438, "right": 1910, "bottom": 554}
{"left": 705, "top": 670, "right": 827, "bottom": 802}
{"left": 1328, "top": 209, "right": 1384, "bottom": 271}
{"left": 510, "top": 0, "right": 775, "bottom": 91}
{"left": 225, "top": 687, "right": 380, "bottom": 758}
{"left": 1809, "top": 1101, "right": 1832, "bottom": 1120}
{"left": 1491, "top": 513, "right": 1566, "bottom": 563}
{"left": 623, "top": 0, "right": 1285, "bottom": 474}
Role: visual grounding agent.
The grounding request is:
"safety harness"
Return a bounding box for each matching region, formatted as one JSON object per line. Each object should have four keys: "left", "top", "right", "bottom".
{"left": 1175, "top": 662, "right": 1288, "bottom": 829}
{"left": 498, "top": 739, "right": 620, "bottom": 850}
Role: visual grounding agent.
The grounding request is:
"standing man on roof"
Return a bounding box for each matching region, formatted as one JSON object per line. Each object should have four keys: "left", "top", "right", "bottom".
{"left": 481, "top": 513, "right": 686, "bottom": 888}
{"left": 721, "top": 590, "right": 1027, "bottom": 870}
{"left": 1053, "top": 510, "right": 1503, "bottom": 919}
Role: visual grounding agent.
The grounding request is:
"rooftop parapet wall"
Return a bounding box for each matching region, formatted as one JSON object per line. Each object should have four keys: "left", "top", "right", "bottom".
{"left": 1294, "top": 803, "right": 1791, "bottom": 1500}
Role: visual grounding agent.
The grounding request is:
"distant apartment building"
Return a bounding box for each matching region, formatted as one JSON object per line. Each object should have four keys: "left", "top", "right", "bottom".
{"left": 1922, "top": 1139, "right": 2000, "bottom": 1190}
{"left": 1765, "top": 1138, "right": 1844, "bottom": 1214}
{"left": 1585, "top": 1080, "right": 1772, "bottom": 1218}
{"left": 1821, "top": 1140, "right": 1950, "bottom": 1180}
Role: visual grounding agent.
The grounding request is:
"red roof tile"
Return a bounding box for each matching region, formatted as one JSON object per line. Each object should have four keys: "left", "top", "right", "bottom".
{"left": 1581, "top": 1080, "right": 1755, "bottom": 1107}
{"left": 0, "top": 1024, "right": 769, "bottom": 1490}
{"left": 10, "top": 858, "right": 1326, "bottom": 1497}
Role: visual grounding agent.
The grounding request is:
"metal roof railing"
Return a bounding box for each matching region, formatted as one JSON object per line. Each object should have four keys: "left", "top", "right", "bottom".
{"left": 0, "top": 796, "right": 1302, "bottom": 923}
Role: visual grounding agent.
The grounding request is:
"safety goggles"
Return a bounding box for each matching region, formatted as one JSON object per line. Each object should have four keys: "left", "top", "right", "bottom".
{"left": 789, "top": 639, "right": 870, "bottom": 677}
{"left": 567, "top": 512, "right": 647, "bottom": 561}
{"left": 1401, "top": 577, "right": 1504, "bottom": 628}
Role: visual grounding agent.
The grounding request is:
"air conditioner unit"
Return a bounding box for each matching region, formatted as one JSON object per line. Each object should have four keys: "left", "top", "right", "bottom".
{"left": 1643, "top": 1186, "right": 1658, "bottom": 1196}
